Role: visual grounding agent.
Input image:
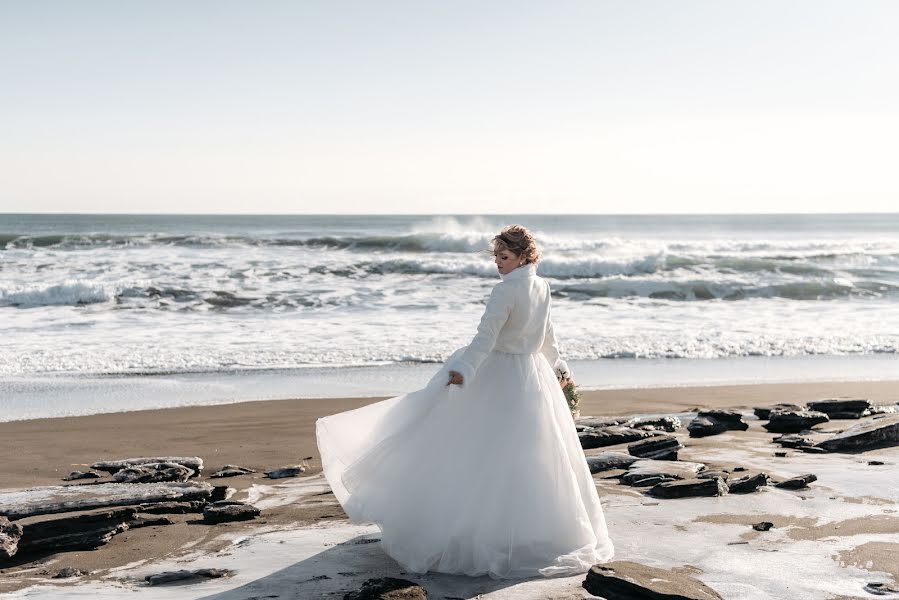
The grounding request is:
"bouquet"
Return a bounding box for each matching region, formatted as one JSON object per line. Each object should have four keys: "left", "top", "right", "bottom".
{"left": 562, "top": 379, "right": 580, "bottom": 415}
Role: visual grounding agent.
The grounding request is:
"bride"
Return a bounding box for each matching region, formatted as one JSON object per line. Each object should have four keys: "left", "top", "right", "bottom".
{"left": 316, "top": 224, "right": 614, "bottom": 578}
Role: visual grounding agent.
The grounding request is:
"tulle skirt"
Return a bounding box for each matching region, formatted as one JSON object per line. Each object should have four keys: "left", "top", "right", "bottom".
{"left": 315, "top": 349, "right": 614, "bottom": 578}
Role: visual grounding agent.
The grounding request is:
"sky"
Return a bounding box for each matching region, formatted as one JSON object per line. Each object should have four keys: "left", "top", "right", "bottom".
{"left": 1, "top": 1, "right": 898, "bottom": 215}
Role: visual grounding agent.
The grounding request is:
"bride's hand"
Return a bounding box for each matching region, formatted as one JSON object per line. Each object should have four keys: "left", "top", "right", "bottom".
{"left": 446, "top": 370, "right": 464, "bottom": 386}
{"left": 559, "top": 377, "right": 570, "bottom": 389}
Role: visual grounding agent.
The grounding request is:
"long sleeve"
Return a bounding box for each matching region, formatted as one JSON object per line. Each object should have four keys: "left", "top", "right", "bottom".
{"left": 447, "top": 282, "right": 514, "bottom": 388}
{"left": 541, "top": 310, "right": 571, "bottom": 380}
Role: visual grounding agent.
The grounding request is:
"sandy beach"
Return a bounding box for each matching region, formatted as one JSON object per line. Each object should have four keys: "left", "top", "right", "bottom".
{"left": 2, "top": 380, "right": 899, "bottom": 598}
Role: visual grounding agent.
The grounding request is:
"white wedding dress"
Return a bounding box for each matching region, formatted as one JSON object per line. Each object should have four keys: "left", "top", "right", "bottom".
{"left": 316, "top": 263, "right": 614, "bottom": 578}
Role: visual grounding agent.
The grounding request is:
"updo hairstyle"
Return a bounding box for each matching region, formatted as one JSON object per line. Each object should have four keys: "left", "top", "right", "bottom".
{"left": 491, "top": 225, "right": 540, "bottom": 265}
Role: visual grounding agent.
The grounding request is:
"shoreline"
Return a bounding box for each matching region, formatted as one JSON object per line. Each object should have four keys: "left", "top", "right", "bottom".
{"left": 2, "top": 379, "right": 898, "bottom": 597}
{"left": 3, "top": 379, "right": 899, "bottom": 490}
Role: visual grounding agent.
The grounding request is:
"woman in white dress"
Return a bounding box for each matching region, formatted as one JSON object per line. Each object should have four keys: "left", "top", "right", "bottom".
{"left": 316, "top": 225, "right": 614, "bottom": 578}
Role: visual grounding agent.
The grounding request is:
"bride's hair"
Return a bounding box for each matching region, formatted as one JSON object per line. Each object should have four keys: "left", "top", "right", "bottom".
{"left": 492, "top": 225, "right": 540, "bottom": 264}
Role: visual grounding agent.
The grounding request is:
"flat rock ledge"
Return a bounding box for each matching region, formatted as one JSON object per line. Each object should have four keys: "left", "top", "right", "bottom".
{"left": 648, "top": 477, "right": 729, "bottom": 499}
{"left": 807, "top": 398, "right": 872, "bottom": 419}
{"left": 585, "top": 452, "right": 639, "bottom": 474}
{"left": 754, "top": 404, "right": 802, "bottom": 420}
{"left": 0, "top": 517, "right": 23, "bottom": 559}
{"left": 91, "top": 457, "right": 203, "bottom": 477}
{"left": 687, "top": 410, "right": 748, "bottom": 438}
{"left": 621, "top": 460, "right": 706, "bottom": 487}
{"left": 583, "top": 560, "right": 724, "bottom": 600}
{"left": 344, "top": 577, "right": 428, "bottom": 600}
{"left": 628, "top": 435, "right": 684, "bottom": 460}
{"left": 579, "top": 426, "right": 660, "bottom": 449}
{"left": 145, "top": 568, "right": 234, "bottom": 586}
{"left": 815, "top": 414, "right": 899, "bottom": 452}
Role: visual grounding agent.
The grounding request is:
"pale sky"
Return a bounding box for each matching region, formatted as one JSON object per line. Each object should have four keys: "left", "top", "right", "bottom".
{"left": 1, "top": 1, "right": 898, "bottom": 214}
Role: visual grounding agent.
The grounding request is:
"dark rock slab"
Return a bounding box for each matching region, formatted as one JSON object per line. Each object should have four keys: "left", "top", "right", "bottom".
{"left": 579, "top": 427, "right": 659, "bottom": 449}
{"left": 129, "top": 514, "right": 175, "bottom": 529}
{"left": 627, "top": 435, "right": 684, "bottom": 460}
{"left": 210, "top": 465, "right": 256, "bottom": 478}
{"left": 622, "top": 460, "right": 705, "bottom": 487}
{"left": 1, "top": 516, "right": 23, "bottom": 559}
{"left": 576, "top": 417, "right": 632, "bottom": 431}
{"left": 775, "top": 474, "right": 817, "bottom": 489}
{"left": 697, "top": 470, "right": 730, "bottom": 482}
{"left": 754, "top": 404, "right": 802, "bottom": 420}
{"left": 627, "top": 416, "right": 682, "bottom": 432}
{"left": 91, "top": 457, "right": 203, "bottom": 476}
{"left": 807, "top": 398, "right": 872, "bottom": 419}
{"left": 815, "top": 414, "right": 899, "bottom": 452}
{"left": 137, "top": 501, "right": 205, "bottom": 514}
{"left": 264, "top": 465, "right": 307, "bottom": 479}
{"left": 727, "top": 472, "right": 769, "bottom": 494}
{"left": 145, "top": 568, "right": 234, "bottom": 586}
{"left": 53, "top": 567, "right": 85, "bottom": 578}
{"left": 582, "top": 560, "right": 724, "bottom": 599}
{"left": 17, "top": 507, "right": 137, "bottom": 555}
{"left": 63, "top": 471, "right": 102, "bottom": 481}
{"left": 687, "top": 417, "right": 727, "bottom": 438}
{"left": 585, "top": 452, "right": 639, "bottom": 474}
{"left": 752, "top": 522, "right": 774, "bottom": 532}
{"left": 869, "top": 405, "right": 898, "bottom": 416}
{"left": 202, "top": 501, "right": 261, "bottom": 524}
{"left": 113, "top": 463, "right": 194, "bottom": 484}
{"left": 763, "top": 410, "right": 829, "bottom": 433}
{"left": 0, "top": 482, "right": 213, "bottom": 520}
{"left": 648, "top": 477, "right": 729, "bottom": 499}
{"left": 344, "top": 577, "right": 428, "bottom": 600}
{"left": 772, "top": 434, "right": 814, "bottom": 448}
{"left": 697, "top": 410, "right": 749, "bottom": 429}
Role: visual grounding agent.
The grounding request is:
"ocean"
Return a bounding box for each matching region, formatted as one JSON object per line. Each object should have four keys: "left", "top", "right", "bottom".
{"left": 2, "top": 213, "right": 899, "bottom": 420}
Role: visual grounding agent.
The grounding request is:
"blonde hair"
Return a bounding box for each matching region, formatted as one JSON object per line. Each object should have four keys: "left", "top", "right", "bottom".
{"left": 491, "top": 224, "right": 540, "bottom": 264}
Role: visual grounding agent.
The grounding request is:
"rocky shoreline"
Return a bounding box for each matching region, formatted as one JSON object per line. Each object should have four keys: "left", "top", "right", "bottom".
{"left": 1, "top": 384, "right": 898, "bottom": 599}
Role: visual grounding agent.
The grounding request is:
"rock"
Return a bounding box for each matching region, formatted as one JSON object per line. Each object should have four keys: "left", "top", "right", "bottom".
{"left": 697, "top": 470, "right": 730, "bottom": 482}
{"left": 17, "top": 507, "right": 137, "bottom": 555}
{"left": 128, "top": 514, "right": 174, "bottom": 529}
{"left": 585, "top": 452, "right": 640, "bottom": 474}
{"left": 0, "top": 482, "right": 213, "bottom": 520}
{"left": 210, "top": 486, "right": 233, "bottom": 502}
{"left": 582, "top": 560, "right": 724, "bottom": 599}
{"left": 137, "top": 501, "right": 205, "bottom": 514}
{"left": 763, "top": 410, "right": 829, "bottom": 433}
{"left": 621, "top": 460, "right": 705, "bottom": 487}
{"left": 63, "top": 471, "right": 101, "bottom": 481}
{"left": 627, "top": 435, "right": 684, "bottom": 460}
{"left": 796, "top": 445, "right": 828, "bottom": 454}
{"left": 627, "top": 416, "right": 682, "bottom": 432}
{"left": 1, "top": 516, "right": 23, "bottom": 559}
{"left": 754, "top": 404, "right": 802, "bottom": 420}
{"left": 697, "top": 410, "right": 749, "bottom": 429}
{"left": 772, "top": 433, "right": 814, "bottom": 448}
{"left": 210, "top": 465, "right": 256, "bottom": 478}
{"left": 648, "top": 477, "right": 729, "bottom": 499}
{"left": 868, "top": 460, "right": 885, "bottom": 466}
{"left": 807, "top": 398, "right": 872, "bottom": 419}
{"left": 775, "top": 474, "right": 817, "bottom": 489}
{"left": 869, "top": 405, "right": 898, "bottom": 416}
{"left": 264, "top": 466, "right": 307, "bottom": 479}
{"left": 815, "top": 414, "right": 899, "bottom": 452}
{"left": 727, "top": 472, "right": 769, "bottom": 494}
{"left": 53, "top": 567, "right": 85, "bottom": 578}
{"left": 112, "top": 462, "right": 194, "bottom": 484}
{"left": 864, "top": 582, "right": 899, "bottom": 595}
{"left": 752, "top": 522, "right": 774, "bottom": 532}
{"left": 687, "top": 417, "right": 728, "bottom": 438}
{"left": 344, "top": 577, "right": 428, "bottom": 600}
{"left": 579, "top": 427, "right": 660, "bottom": 449}
{"left": 774, "top": 451, "right": 787, "bottom": 457}
{"left": 202, "top": 501, "right": 261, "bottom": 524}
{"left": 145, "top": 568, "right": 234, "bottom": 585}
{"left": 91, "top": 457, "right": 203, "bottom": 477}
{"left": 576, "top": 417, "right": 632, "bottom": 431}
{"left": 732, "top": 466, "right": 747, "bottom": 472}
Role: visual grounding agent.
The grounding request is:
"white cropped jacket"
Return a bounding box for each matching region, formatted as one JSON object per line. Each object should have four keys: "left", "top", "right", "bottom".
{"left": 447, "top": 263, "right": 571, "bottom": 387}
